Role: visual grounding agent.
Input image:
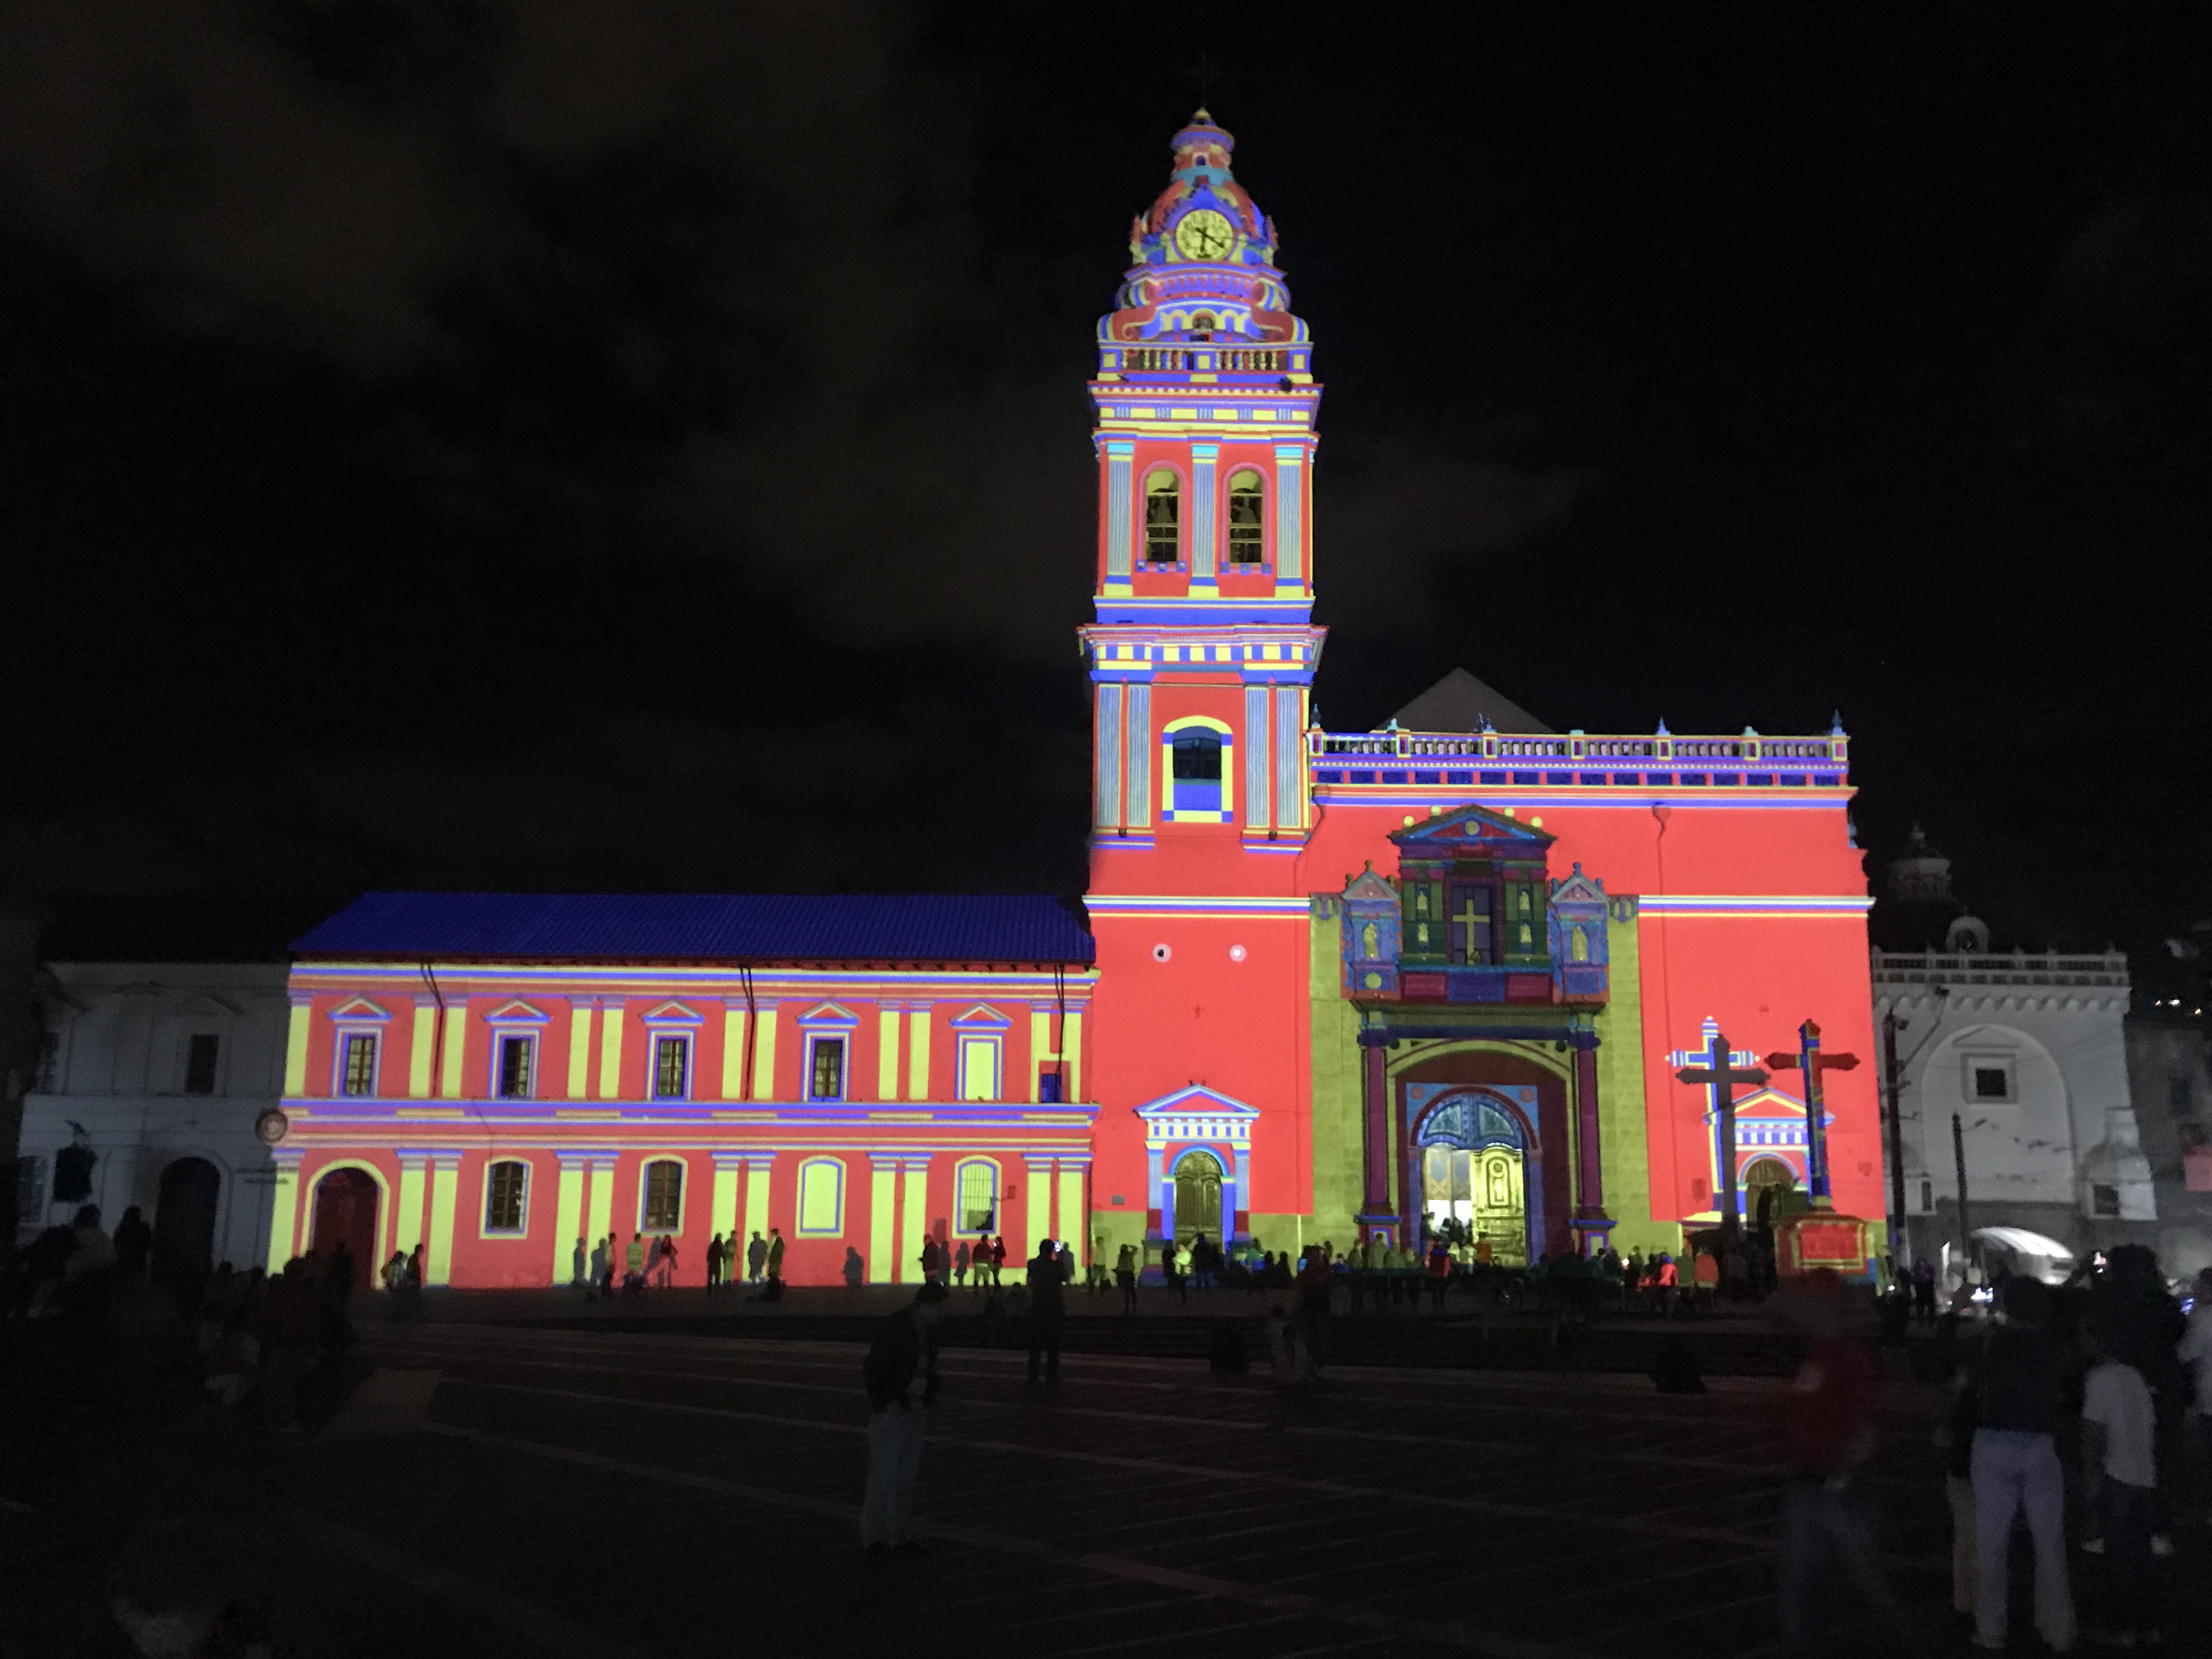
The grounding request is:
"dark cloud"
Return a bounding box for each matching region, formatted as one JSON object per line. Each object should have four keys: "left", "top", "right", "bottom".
{"left": 1, "top": 3, "right": 2207, "bottom": 974}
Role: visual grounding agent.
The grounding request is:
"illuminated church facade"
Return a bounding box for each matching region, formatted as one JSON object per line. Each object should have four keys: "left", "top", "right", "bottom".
{"left": 270, "top": 114, "right": 1883, "bottom": 1286}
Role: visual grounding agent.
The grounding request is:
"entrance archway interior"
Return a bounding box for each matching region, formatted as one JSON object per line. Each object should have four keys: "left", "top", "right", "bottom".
{"left": 310, "top": 1168, "right": 379, "bottom": 1287}
{"left": 154, "top": 1156, "right": 221, "bottom": 1279}
{"left": 1742, "top": 1156, "right": 1801, "bottom": 1224}
{"left": 1172, "top": 1149, "right": 1224, "bottom": 1245}
{"left": 1415, "top": 1094, "right": 1530, "bottom": 1266}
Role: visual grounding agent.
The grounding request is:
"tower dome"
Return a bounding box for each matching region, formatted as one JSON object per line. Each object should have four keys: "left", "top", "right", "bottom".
{"left": 1100, "top": 111, "right": 1307, "bottom": 354}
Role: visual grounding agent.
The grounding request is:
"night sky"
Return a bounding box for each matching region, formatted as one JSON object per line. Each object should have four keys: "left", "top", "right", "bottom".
{"left": 1, "top": 4, "right": 2206, "bottom": 982}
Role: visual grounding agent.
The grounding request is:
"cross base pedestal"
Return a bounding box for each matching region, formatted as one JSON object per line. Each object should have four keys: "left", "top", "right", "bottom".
{"left": 1774, "top": 1210, "right": 1872, "bottom": 1279}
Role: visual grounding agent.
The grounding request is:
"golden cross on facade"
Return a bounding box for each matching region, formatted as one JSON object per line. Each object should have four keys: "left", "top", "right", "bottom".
{"left": 1453, "top": 897, "right": 1485, "bottom": 960}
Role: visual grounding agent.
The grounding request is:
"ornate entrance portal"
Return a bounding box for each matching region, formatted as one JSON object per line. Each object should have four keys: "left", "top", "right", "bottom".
{"left": 1414, "top": 1094, "right": 1531, "bottom": 1265}
{"left": 1173, "top": 1151, "right": 1224, "bottom": 1244}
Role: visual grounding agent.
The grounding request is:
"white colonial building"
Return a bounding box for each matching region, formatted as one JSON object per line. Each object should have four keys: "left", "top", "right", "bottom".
{"left": 15, "top": 964, "right": 288, "bottom": 1274}
{"left": 1874, "top": 919, "right": 2154, "bottom": 1269}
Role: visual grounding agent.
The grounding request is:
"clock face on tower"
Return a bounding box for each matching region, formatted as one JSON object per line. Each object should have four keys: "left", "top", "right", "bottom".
{"left": 1173, "top": 209, "right": 1235, "bottom": 260}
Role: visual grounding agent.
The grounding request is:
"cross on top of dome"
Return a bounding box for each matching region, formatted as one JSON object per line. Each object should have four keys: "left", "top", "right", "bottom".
{"left": 1100, "top": 111, "right": 1306, "bottom": 351}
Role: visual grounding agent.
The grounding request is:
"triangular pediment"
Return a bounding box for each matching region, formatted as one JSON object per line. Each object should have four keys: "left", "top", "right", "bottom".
{"left": 640, "top": 998, "right": 702, "bottom": 1023}
{"left": 1342, "top": 863, "right": 1397, "bottom": 905}
{"left": 948, "top": 1003, "right": 1012, "bottom": 1029}
{"left": 1733, "top": 1086, "right": 1806, "bottom": 1121}
{"left": 329, "top": 995, "right": 390, "bottom": 1023}
{"left": 1391, "top": 802, "right": 1553, "bottom": 852}
{"left": 1550, "top": 863, "right": 1607, "bottom": 905}
{"left": 796, "top": 1001, "right": 859, "bottom": 1026}
{"left": 1134, "top": 1084, "right": 1261, "bottom": 1120}
{"left": 485, "top": 999, "right": 548, "bottom": 1023}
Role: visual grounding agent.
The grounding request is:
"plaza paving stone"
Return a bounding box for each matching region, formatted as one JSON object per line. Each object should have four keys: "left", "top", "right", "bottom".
{"left": 6, "top": 1306, "right": 2204, "bottom": 1658}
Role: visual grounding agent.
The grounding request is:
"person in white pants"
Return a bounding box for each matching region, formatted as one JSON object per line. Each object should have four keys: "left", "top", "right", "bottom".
{"left": 860, "top": 1281, "right": 948, "bottom": 1555}
{"left": 1969, "top": 1277, "right": 2075, "bottom": 1652}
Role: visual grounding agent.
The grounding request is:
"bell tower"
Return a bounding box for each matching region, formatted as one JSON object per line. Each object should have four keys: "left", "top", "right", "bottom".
{"left": 1081, "top": 111, "right": 1324, "bottom": 868}
{"left": 1081, "top": 114, "right": 1326, "bottom": 1255}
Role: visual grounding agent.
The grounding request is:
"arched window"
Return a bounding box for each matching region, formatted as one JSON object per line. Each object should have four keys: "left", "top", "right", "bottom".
{"left": 1226, "top": 469, "right": 1265, "bottom": 564}
{"left": 1192, "top": 311, "right": 1216, "bottom": 332}
{"left": 1144, "top": 471, "right": 1181, "bottom": 564}
{"left": 641, "top": 1158, "right": 684, "bottom": 1231}
{"left": 796, "top": 1157, "right": 844, "bottom": 1236}
{"left": 484, "top": 1160, "right": 528, "bottom": 1233}
{"left": 955, "top": 1160, "right": 998, "bottom": 1234}
{"left": 1170, "top": 727, "right": 1224, "bottom": 814}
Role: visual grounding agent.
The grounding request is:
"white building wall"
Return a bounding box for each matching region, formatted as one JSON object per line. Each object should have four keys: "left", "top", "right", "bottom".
{"left": 1874, "top": 948, "right": 2152, "bottom": 1261}
{"left": 15, "top": 963, "right": 288, "bottom": 1272}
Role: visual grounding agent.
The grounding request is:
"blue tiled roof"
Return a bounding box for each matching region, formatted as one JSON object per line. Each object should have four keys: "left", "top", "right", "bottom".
{"left": 292, "top": 893, "right": 1095, "bottom": 965}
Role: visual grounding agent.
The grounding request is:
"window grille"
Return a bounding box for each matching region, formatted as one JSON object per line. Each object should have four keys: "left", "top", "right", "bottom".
{"left": 497, "top": 1035, "right": 534, "bottom": 1099}
{"left": 1226, "top": 470, "right": 1264, "bottom": 563}
{"left": 653, "top": 1036, "right": 689, "bottom": 1100}
{"left": 642, "top": 1160, "right": 684, "bottom": 1229}
{"left": 341, "top": 1033, "right": 378, "bottom": 1097}
{"left": 485, "top": 1160, "right": 527, "bottom": 1231}
{"left": 1144, "top": 473, "right": 1180, "bottom": 564}
{"left": 809, "top": 1038, "right": 845, "bottom": 1101}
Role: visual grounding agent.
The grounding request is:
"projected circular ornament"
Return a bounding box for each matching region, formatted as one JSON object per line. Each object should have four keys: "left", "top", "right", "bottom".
{"left": 1174, "top": 209, "right": 1235, "bottom": 259}
{"left": 1152, "top": 943, "right": 1173, "bottom": 963}
{"left": 1229, "top": 944, "right": 1247, "bottom": 962}
{"left": 255, "top": 1108, "right": 290, "bottom": 1145}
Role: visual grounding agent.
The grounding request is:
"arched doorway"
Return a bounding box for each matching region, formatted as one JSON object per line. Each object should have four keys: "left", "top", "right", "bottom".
{"left": 1414, "top": 1093, "right": 1531, "bottom": 1265}
{"left": 153, "top": 1157, "right": 221, "bottom": 1282}
{"left": 1172, "top": 1150, "right": 1223, "bottom": 1244}
{"left": 1743, "top": 1157, "right": 1801, "bottom": 1225}
{"left": 309, "top": 1168, "right": 379, "bottom": 1287}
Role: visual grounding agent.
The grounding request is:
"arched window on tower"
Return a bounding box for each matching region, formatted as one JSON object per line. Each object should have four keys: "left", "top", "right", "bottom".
{"left": 1144, "top": 470, "right": 1181, "bottom": 564}
{"left": 1226, "top": 469, "right": 1265, "bottom": 564}
{"left": 1170, "top": 727, "right": 1224, "bottom": 814}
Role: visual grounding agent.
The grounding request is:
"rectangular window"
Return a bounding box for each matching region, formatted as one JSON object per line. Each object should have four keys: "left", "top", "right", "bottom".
{"left": 183, "top": 1033, "right": 220, "bottom": 1095}
{"left": 1919, "top": 1178, "right": 1932, "bottom": 1212}
{"left": 1038, "top": 1069, "right": 1064, "bottom": 1104}
{"left": 484, "top": 1161, "right": 528, "bottom": 1232}
{"left": 1971, "top": 1064, "right": 2013, "bottom": 1102}
{"left": 797, "top": 1159, "right": 844, "bottom": 1235}
{"left": 959, "top": 1036, "right": 999, "bottom": 1102}
{"left": 497, "top": 1035, "right": 535, "bottom": 1099}
{"left": 642, "top": 1160, "right": 684, "bottom": 1229}
{"left": 1446, "top": 883, "right": 1492, "bottom": 965}
{"left": 809, "top": 1037, "right": 845, "bottom": 1101}
{"left": 341, "top": 1033, "right": 379, "bottom": 1097}
{"left": 2090, "top": 1182, "right": 2121, "bottom": 1218}
{"left": 653, "top": 1036, "right": 689, "bottom": 1100}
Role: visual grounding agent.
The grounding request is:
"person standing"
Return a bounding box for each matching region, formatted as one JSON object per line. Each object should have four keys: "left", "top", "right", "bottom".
{"left": 1772, "top": 1272, "right": 1921, "bottom": 1657}
{"left": 843, "top": 1245, "right": 865, "bottom": 1287}
{"left": 706, "top": 1233, "right": 725, "bottom": 1292}
{"left": 1970, "top": 1275, "right": 2075, "bottom": 1653}
{"left": 572, "top": 1236, "right": 589, "bottom": 1290}
{"left": 584, "top": 1237, "right": 605, "bottom": 1295}
{"left": 2180, "top": 1266, "right": 2212, "bottom": 1526}
{"left": 859, "top": 1282, "right": 948, "bottom": 1555}
{"left": 988, "top": 1233, "right": 1007, "bottom": 1287}
{"left": 1027, "top": 1237, "right": 1065, "bottom": 1383}
{"left": 952, "top": 1241, "right": 970, "bottom": 1288}
{"left": 112, "top": 1206, "right": 153, "bottom": 1284}
{"left": 625, "top": 1232, "right": 647, "bottom": 1295}
{"left": 2081, "top": 1325, "right": 2162, "bottom": 1645}
{"left": 919, "top": 1235, "right": 942, "bottom": 1285}
{"left": 765, "top": 1227, "right": 786, "bottom": 1282}
{"left": 1115, "top": 1242, "right": 1138, "bottom": 1313}
{"left": 746, "top": 1230, "right": 768, "bottom": 1285}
